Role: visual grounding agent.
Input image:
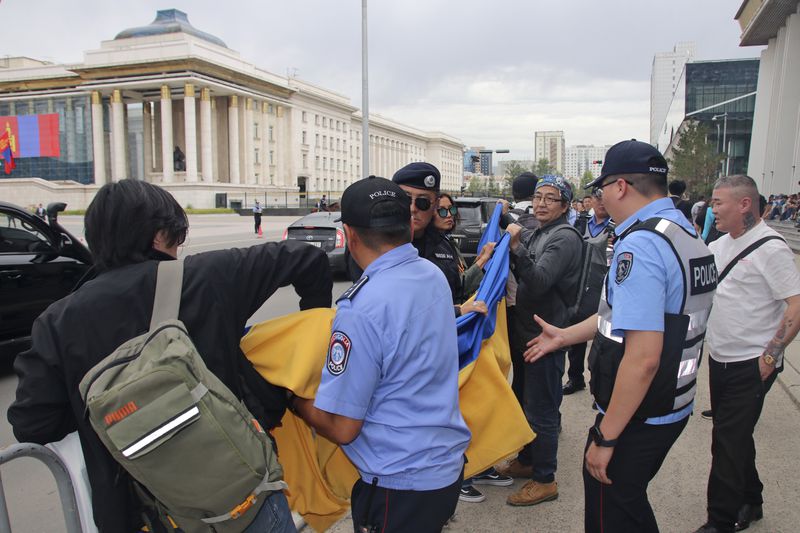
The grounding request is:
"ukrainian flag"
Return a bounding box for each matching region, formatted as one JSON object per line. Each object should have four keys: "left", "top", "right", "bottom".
{"left": 242, "top": 207, "right": 534, "bottom": 531}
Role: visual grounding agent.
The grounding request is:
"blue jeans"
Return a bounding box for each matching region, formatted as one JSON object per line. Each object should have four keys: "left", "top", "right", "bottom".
{"left": 243, "top": 491, "right": 297, "bottom": 533}
{"left": 518, "top": 350, "right": 565, "bottom": 483}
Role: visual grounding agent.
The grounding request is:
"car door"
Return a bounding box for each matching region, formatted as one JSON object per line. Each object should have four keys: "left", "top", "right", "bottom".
{"left": 0, "top": 209, "right": 87, "bottom": 345}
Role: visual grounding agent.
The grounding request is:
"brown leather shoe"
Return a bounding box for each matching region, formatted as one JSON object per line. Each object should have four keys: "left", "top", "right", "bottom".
{"left": 506, "top": 480, "right": 559, "bottom": 506}
{"left": 494, "top": 458, "right": 534, "bottom": 478}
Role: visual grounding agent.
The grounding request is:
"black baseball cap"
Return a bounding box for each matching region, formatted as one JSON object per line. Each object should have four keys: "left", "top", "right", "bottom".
{"left": 585, "top": 139, "right": 669, "bottom": 189}
{"left": 392, "top": 162, "right": 441, "bottom": 191}
{"left": 337, "top": 176, "right": 411, "bottom": 228}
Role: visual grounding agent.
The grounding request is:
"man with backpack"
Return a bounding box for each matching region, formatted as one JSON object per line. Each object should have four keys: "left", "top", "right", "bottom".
{"left": 495, "top": 174, "right": 583, "bottom": 507}
{"left": 8, "top": 179, "right": 333, "bottom": 532}
{"left": 564, "top": 189, "right": 615, "bottom": 395}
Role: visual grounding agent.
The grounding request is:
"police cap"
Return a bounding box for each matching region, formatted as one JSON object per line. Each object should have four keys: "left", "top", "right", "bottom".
{"left": 337, "top": 176, "right": 411, "bottom": 228}
{"left": 392, "top": 162, "right": 441, "bottom": 191}
{"left": 585, "top": 139, "right": 669, "bottom": 189}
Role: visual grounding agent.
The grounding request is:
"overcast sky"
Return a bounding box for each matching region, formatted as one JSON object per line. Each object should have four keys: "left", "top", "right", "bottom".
{"left": 2, "top": 0, "right": 762, "bottom": 161}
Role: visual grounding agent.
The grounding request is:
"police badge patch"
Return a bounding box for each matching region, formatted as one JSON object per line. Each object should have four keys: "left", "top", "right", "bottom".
{"left": 424, "top": 174, "right": 436, "bottom": 188}
{"left": 615, "top": 252, "right": 634, "bottom": 284}
{"left": 327, "top": 331, "right": 352, "bottom": 375}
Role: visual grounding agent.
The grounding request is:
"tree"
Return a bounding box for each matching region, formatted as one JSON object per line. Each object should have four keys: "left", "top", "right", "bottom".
{"left": 580, "top": 169, "right": 595, "bottom": 190}
{"left": 502, "top": 160, "right": 533, "bottom": 190}
{"left": 668, "top": 121, "right": 725, "bottom": 197}
{"left": 467, "top": 176, "right": 484, "bottom": 194}
{"left": 535, "top": 158, "right": 552, "bottom": 176}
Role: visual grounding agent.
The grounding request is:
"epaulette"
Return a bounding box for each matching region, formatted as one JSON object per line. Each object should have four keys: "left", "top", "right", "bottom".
{"left": 337, "top": 275, "right": 369, "bottom": 303}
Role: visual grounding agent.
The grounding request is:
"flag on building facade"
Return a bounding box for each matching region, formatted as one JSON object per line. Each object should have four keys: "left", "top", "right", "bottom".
{"left": 0, "top": 114, "right": 61, "bottom": 159}
{"left": 0, "top": 129, "right": 15, "bottom": 174}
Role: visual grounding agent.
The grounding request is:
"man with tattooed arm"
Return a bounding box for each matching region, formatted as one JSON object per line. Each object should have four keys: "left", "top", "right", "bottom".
{"left": 694, "top": 175, "right": 800, "bottom": 533}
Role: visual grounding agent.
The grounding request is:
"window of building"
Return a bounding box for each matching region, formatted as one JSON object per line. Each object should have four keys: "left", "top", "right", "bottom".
{"left": 323, "top": 117, "right": 328, "bottom": 128}
{"left": 302, "top": 154, "right": 308, "bottom": 169}
{"left": 315, "top": 133, "right": 320, "bottom": 147}
{"left": 269, "top": 126, "right": 274, "bottom": 141}
{"left": 302, "top": 131, "right": 307, "bottom": 145}
{"left": 315, "top": 114, "right": 320, "bottom": 125}
{"left": 270, "top": 151, "right": 274, "bottom": 165}
{"left": 302, "top": 111, "right": 307, "bottom": 123}
{"left": 336, "top": 139, "right": 341, "bottom": 151}
{"left": 254, "top": 148, "right": 260, "bottom": 165}
{"left": 336, "top": 120, "right": 341, "bottom": 131}
{"left": 268, "top": 104, "right": 273, "bottom": 114}
{"left": 323, "top": 157, "right": 328, "bottom": 170}
{"left": 323, "top": 136, "right": 327, "bottom": 149}
{"left": 316, "top": 156, "right": 320, "bottom": 169}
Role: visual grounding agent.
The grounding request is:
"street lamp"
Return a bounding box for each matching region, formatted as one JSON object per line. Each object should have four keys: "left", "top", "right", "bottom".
{"left": 712, "top": 112, "right": 729, "bottom": 176}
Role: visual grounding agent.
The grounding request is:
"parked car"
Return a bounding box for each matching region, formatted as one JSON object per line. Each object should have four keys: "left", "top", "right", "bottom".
{"left": 451, "top": 197, "right": 504, "bottom": 263}
{"left": 0, "top": 202, "right": 93, "bottom": 365}
{"left": 282, "top": 211, "right": 347, "bottom": 274}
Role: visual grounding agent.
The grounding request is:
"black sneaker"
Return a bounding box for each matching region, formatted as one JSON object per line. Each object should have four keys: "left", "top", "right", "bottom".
{"left": 701, "top": 409, "right": 713, "bottom": 420}
{"left": 563, "top": 379, "right": 586, "bottom": 395}
{"left": 458, "top": 485, "right": 486, "bottom": 503}
{"left": 472, "top": 468, "right": 513, "bottom": 486}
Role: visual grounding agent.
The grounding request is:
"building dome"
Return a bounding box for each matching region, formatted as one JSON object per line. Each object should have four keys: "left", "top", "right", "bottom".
{"left": 114, "top": 9, "right": 227, "bottom": 48}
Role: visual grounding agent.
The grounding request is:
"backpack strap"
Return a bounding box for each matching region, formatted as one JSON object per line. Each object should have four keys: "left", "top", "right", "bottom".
{"left": 150, "top": 260, "right": 184, "bottom": 329}
{"left": 717, "top": 235, "right": 785, "bottom": 283}
{"left": 200, "top": 474, "right": 289, "bottom": 525}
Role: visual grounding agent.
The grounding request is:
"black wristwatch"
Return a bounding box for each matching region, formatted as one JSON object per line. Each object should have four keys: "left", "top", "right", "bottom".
{"left": 589, "top": 423, "right": 617, "bottom": 447}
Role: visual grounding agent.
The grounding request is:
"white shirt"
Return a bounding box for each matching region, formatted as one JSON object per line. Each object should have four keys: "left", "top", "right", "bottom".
{"left": 706, "top": 221, "right": 800, "bottom": 363}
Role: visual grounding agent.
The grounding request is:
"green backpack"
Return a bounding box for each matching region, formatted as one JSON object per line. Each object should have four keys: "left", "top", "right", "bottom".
{"left": 79, "top": 260, "right": 287, "bottom": 533}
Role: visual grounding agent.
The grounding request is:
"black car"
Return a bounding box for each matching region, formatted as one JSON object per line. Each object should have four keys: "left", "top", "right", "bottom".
{"left": 282, "top": 211, "right": 347, "bottom": 274}
{"left": 0, "top": 202, "right": 93, "bottom": 365}
{"left": 452, "top": 197, "right": 504, "bottom": 262}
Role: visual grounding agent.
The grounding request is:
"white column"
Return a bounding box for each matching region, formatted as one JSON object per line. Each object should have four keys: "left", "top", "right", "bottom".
{"left": 143, "top": 102, "right": 152, "bottom": 181}
{"left": 183, "top": 83, "right": 198, "bottom": 182}
{"left": 160, "top": 85, "right": 174, "bottom": 183}
{"left": 200, "top": 88, "right": 213, "bottom": 182}
{"left": 91, "top": 91, "right": 107, "bottom": 185}
{"left": 244, "top": 98, "right": 255, "bottom": 184}
{"left": 280, "top": 105, "right": 293, "bottom": 187}
{"left": 261, "top": 102, "right": 270, "bottom": 185}
{"left": 228, "top": 95, "right": 240, "bottom": 184}
{"left": 111, "top": 90, "right": 126, "bottom": 182}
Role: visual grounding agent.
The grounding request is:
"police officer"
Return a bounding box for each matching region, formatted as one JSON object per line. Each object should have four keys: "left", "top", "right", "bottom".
{"left": 290, "top": 176, "right": 470, "bottom": 532}
{"left": 524, "top": 140, "right": 716, "bottom": 532}
{"left": 392, "top": 162, "right": 463, "bottom": 301}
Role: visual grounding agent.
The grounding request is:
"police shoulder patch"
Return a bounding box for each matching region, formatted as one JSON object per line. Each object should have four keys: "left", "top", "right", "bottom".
{"left": 615, "top": 252, "right": 634, "bottom": 284}
{"left": 327, "top": 331, "right": 352, "bottom": 375}
{"left": 338, "top": 275, "right": 369, "bottom": 302}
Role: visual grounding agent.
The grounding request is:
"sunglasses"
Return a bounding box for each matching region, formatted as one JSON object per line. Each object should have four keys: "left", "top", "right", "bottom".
{"left": 437, "top": 205, "right": 458, "bottom": 218}
{"left": 410, "top": 196, "right": 432, "bottom": 211}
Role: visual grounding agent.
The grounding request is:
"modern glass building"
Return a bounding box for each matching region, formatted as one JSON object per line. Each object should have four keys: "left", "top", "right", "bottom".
{"left": 657, "top": 58, "right": 759, "bottom": 178}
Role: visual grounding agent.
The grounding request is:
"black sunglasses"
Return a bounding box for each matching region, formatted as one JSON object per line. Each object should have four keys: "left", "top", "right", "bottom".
{"left": 412, "top": 197, "right": 432, "bottom": 211}
{"left": 437, "top": 205, "right": 458, "bottom": 218}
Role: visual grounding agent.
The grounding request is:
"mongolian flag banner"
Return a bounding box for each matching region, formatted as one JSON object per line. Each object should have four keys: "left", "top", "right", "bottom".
{"left": 0, "top": 114, "right": 61, "bottom": 159}
{"left": 0, "top": 130, "right": 14, "bottom": 174}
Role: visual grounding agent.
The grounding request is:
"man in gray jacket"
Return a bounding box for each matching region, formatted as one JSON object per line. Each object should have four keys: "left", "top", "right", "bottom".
{"left": 496, "top": 175, "right": 583, "bottom": 507}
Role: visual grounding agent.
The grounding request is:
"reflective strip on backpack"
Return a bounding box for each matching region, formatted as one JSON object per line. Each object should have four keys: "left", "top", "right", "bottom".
{"left": 121, "top": 405, "right": 200, "bottom": 458}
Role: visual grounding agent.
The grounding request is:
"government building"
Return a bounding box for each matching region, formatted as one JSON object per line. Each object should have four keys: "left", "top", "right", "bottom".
{"left": 0, "top": 9, "right": 464, "bottom": 209}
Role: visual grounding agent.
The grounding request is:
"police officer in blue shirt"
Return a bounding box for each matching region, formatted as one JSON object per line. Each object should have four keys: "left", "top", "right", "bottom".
{"left": 524, "top": 140, "right": 716, "bottom": 533}
{"left": 290, "top": 176, "right": 470, "bottom": 533}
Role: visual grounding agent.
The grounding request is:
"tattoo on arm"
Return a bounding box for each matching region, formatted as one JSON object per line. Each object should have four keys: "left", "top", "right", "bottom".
{"left": 743, "top": 212, "right": 757, "bottom": 232}
{"left": 765, "top": 320, "right": 789, "bottom": 357}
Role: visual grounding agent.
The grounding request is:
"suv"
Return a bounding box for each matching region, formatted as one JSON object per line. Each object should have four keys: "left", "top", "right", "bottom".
{"left": 0, "top": 202, "right": 92, "bottom": 365}
{"left": 452, "top": 197, "right": 504, "bottom": 263}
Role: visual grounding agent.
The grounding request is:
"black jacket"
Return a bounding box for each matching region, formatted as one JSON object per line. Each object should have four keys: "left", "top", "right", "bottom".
{"left": 511, "top": 215, "right": 583, "bottom": 345}
{"left": 8, "top": 242, "right": 332, "bottom": 532}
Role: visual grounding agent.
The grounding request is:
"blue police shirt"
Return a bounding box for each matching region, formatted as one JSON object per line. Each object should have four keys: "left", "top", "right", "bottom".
{"left": 314, "top": 243, "right": 471, "bottom": 490}
{"left": 606, "top": 197, "right": 697, "bottom": 424}
{"left": 587, "top": 215, "right": 611, "bottom": 238}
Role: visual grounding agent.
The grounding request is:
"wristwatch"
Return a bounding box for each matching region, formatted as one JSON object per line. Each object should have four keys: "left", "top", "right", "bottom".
{"left": 589, "top": 423, "right": 617, "bottom": 448}
{"left": 763, "top": 353, "right": 777, "bottom": 366}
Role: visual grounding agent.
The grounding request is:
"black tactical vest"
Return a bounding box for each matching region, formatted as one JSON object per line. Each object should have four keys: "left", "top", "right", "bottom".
{"left": 588, "top": 217, "right": 716, "bottom": 419}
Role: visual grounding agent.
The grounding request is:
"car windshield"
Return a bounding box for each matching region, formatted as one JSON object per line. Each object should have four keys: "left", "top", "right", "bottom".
{"left": 457, "top": 206, "right": 482, "bottom": 225}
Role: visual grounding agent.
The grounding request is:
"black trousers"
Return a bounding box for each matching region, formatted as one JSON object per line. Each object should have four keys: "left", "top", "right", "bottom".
{"left": 566, "top": 342, "right": 588, "bottom": 384}
{"left": 507, "top": 306, "right": 526, "bottom": 406}
{"left": 254, "top": 213, "right": 262, "bottom": 233}
{"left": 706, "top": 357, "right": 778, "bottom": 531}
{"left": 584, "top": 413, "right": 688, "bottom": 533}
{"left": 350, "top": 470, "right": 463, "bottom": 533}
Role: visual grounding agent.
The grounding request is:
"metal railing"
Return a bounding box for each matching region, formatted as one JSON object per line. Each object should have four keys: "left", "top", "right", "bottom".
{"left": 0, "top": 443, "right": 82, "bottom": 533}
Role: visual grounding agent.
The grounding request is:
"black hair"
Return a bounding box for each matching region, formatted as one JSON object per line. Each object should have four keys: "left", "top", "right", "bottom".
{"left": 351, "top": 201, "right": 411, "bottom": 250}
{"left": 620, "top": 173, "right": 668, "bottom": 197}
{"left": 85, "top": 179, "right": 188, "bottom": 272}
{"left": 668, "top": 179, "right": 687, "bottom": 196}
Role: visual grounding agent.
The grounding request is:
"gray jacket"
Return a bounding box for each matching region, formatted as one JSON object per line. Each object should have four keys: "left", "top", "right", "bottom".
{"left": 511, "top": 214, "right": 583, "bottom": 344}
